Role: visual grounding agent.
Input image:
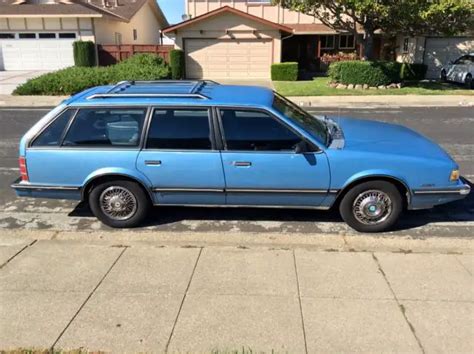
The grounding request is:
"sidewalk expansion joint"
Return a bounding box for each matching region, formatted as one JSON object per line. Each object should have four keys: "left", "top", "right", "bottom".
{"left": 50, "top": 246, "right": 128, "bottom": 350}
{"left": 293, "top": 250, "right": 308, "bottom": 354}
{"left": 0, "top": 239, "right": 37, "bottom": 269}
{"left": 454, "top": 256, "right": 472, "bottom": 276}
{"left": 165, "top": 247, "right": 203, "bottom": 353}
{"left": 371, "top": 253, "right": 426, "bottom": 354}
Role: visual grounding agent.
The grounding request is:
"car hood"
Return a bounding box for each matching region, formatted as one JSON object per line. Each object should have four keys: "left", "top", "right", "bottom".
{"left": 334, "top": 117, "right": 454, "bottom": 161}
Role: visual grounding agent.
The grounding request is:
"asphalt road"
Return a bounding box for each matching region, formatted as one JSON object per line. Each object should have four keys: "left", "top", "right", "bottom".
{"left": 0, "top": 106, "right": 473, "bottom": 237}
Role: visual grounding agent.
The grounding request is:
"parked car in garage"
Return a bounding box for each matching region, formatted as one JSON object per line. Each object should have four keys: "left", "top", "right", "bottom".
{"left": 11, "top": 81, "right": 471, "bottom": 232}
{"left": 441, "top": 53, "right": 474, "bottom": 88}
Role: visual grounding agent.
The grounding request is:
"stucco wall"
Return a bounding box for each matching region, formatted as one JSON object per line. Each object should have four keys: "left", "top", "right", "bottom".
{"left": 170, "top": 12, "right": 282, "bottom": 63}
{"left": 187, "top": 0, "right": 321, "bottom": 25}
{"left": 94, "top": 1, "right": 162, "bottom": 44}
{"left": 395, "top": 36, "right": 425, "bottom": 64}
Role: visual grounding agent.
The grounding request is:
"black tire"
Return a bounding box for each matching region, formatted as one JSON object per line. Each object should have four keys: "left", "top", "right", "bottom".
{"left": 339, "top": 181, "right": 403, "bottom": 233}
{"left": 465, "top": 74, "right": 473, "bottom": 89}
{"left": 88, "top": 180, "right": 150, "bottom": 228}
{"left": 440, "top": 70, "right": 447, "bottom": 82}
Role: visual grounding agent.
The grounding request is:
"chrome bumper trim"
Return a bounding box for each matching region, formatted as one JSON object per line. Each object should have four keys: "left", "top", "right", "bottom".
{"left": 11, "top": 178, "right": 80, "bottom": 191}
{"left": 412, "top": 184, "right": 471, "bottom": 196}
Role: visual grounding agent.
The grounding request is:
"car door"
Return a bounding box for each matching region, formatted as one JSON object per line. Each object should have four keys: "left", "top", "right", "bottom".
{"left": 136, "top": 107, "right": 226, "bottom": 205}
{"left": 217, "top": 108, "right": 331, "bottom": 207}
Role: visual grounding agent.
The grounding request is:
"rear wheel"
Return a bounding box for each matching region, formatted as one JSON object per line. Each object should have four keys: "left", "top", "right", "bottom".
{"left": 89, "top": 180, "right": 150, "bottom": 228}
{"left": 339, "top": 181, "right": 403, "bottom": 233}
{"left": 465, "top": 74, "right": 473, "bottom": 89}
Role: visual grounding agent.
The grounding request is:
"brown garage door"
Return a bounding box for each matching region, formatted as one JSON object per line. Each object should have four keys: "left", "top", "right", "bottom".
{"left": 184, "top": 38, "right": 272, "bottom": 79}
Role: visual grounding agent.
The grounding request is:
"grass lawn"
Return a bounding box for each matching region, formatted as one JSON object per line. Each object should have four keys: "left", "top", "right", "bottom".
{"left": 274, "top": 77, "right": 474, "bottom": 96}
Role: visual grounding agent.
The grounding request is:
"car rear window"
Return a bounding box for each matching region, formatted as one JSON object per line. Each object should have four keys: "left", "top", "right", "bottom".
{"left": 62, "top": 108, "right": 147, "bottom": 147}
{"left": 31, "top": 109, "right": 75, "bottom": 147}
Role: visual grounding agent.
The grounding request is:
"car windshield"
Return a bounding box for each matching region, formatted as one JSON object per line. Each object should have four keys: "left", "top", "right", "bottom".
{"left": 272, "top": 93, "right": 328, "bottom": 146}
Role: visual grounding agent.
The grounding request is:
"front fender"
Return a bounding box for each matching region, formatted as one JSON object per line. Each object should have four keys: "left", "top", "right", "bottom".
{"left": 338, "top": 169, "right": 412, "bottom": 201}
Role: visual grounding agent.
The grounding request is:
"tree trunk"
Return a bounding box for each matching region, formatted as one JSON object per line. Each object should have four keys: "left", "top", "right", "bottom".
{"left": 363, "top": 30, "right": 375, "bottom": 60}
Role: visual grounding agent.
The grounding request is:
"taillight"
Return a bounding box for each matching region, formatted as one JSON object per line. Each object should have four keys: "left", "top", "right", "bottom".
{"left": 19, "top": 156, "right": 29, "bottom": 182}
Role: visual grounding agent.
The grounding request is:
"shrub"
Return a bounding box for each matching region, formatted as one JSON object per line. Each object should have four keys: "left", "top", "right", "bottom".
{"left": 170, "top": 49, "right": 185, "bottom": 79}
{"left": 14, "top": 54, "right": 170, "bottom": 95}
{"left": 73, "top": 41, "right": 96, "bottom": 67}
{"left": 400, "top": 63, "right": 427, "bottom": 81}
{"left": 328, "top": 61, "right": 402, "bottom": 86}
{"left": 271, "top": 62, "right": 298, "bottom": 81}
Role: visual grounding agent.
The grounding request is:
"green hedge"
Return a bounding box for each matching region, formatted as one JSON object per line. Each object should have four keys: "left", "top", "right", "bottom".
{"left": 328, "top": 61, "right": 402, "bottom": 86}
{"left": 170, "top": 49, "right": 185, "bottom": 79}
{"left": 271, "top": 62, "right": 298, "bottom": 81}
{"left": 400, "top": 63, "right": 427, "bottom": 81}
{"left": 73, "top": 41, "right": 96, "bottom": 67}
{"left": 14, "top": 54, "right": 170, "bottom": 95}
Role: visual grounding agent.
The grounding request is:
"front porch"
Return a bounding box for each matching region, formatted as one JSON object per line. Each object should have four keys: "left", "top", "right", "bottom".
{"left": 281, "top": 33, "right": 385, "bottom": 76}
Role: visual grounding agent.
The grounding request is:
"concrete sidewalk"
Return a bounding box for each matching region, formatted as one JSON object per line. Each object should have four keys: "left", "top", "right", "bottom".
{"left": 0, "top": 94, "right": 472, "bottom": 108}
{"left": 0, "top": 230, "right": 472, "bottom": 353}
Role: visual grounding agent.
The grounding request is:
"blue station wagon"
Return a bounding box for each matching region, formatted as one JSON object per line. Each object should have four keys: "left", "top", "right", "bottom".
{"left": 12, "top": 80, "right": 470, "bottom": 232}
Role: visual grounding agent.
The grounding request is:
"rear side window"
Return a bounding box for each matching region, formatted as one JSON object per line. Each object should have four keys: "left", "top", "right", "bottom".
{"left": 32, "top": 109, "right": 75, "bottom": 147}
{"left": 219, "top": 109, "right": 302, "bottom": 151}
{"left": 63, "top": 108, "right": 147, "bottom": 147}
{"left": 146, "top": 108, "right": 212, "bottom": 150}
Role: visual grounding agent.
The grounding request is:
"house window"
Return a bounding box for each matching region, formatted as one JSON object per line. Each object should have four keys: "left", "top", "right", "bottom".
{"left": 19, "top": 33, "right": 36, "bottom": 39}
{"left": 339, "top": 34, "right": 355, "bottom": 49}
{"left": 58, "top": 33, "right": 76, "bottom": 39}
{"left": 0, "top": 33, "right": 15, "bottom": 39}
{"left": 320, "top": 35, "right": 335, "bottom": 49}
{"left": 133, "top": 29, "right": 138, "bottom": 41}
{"left": 402, "top": 37, "right": 409, "bottom": 53}
{"left": 39, "top": 33, "right": 56, "bottom": 39}
{"left": 114, "top": 32, "right": 122, "bottom": 45}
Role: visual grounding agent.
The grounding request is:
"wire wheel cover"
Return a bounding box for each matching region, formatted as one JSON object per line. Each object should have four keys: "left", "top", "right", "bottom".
{"left": 99, "top": 186, "right": 138, "bottom": 221}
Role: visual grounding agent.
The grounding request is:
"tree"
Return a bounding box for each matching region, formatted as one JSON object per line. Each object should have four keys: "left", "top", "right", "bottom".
{"left": 273, "top": 0, "right": 473, "bottom": 60}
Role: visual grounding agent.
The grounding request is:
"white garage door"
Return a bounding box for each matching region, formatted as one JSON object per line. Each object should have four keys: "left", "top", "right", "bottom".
{"left": 185, "top": 39, "right": 272, "bottom": 79}
{"left": 1, "top": 39, "right": 75, "bottom": 71}
{"left": 424, "top": 37, "right": 474, "bottom": 79}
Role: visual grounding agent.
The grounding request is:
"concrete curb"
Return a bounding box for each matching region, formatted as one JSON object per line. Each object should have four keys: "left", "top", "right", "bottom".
{"left": 0, "top": 94, "right": 472, "bottom": 108}
{"left": 2, "top": 229, "right": 473, "bottom": 254}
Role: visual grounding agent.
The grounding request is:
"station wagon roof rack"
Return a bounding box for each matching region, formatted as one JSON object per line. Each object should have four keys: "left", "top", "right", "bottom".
{"left": 86, "top": 80, "right": 219, "bottom": 100}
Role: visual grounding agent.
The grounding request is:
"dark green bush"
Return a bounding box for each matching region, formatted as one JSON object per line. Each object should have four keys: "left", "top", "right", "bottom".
{"left": 14, "top": 54, "right": 170, "bottom": 95}
{"left": 73, "top": 41, "right": 96, "bottom": 67}
{"left": 271, "top": 62, "right": 298, "bottom": 81}
{"left": 170, "top": 49, "right": 185, "bottom": 79}
{"left": 328, "top": 61, "right": 402, "bottom": 86}
{"left": 400, "top": 63, "right": 427, "bottom": 80}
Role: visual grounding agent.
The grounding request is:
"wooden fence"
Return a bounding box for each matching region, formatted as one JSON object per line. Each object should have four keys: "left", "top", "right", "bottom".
{"left": 98, "top": 44, "right": 174, "bottom": 66}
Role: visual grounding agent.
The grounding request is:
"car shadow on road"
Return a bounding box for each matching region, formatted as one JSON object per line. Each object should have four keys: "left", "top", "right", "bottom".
{"left": 69, "top": 179, "right": 473, "bottom": 232}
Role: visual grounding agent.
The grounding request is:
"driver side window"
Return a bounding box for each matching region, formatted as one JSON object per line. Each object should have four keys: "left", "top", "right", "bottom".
{"left": 62, "top": 108, "right": 147, "bottom": 147}
{"left": 219, "top": 109, "right": 302, "bottom": 151}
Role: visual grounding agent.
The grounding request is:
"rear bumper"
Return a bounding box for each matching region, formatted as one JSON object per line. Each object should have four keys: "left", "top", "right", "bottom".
{"left": 11, "top": 177, "right": 82, "bottom": 200}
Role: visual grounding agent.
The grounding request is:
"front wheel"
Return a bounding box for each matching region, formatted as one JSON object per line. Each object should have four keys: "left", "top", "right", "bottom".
{"left": 440, "top": 70, "right": 447, "bottom": 82}
{"left": 89, "top": 180, "right": 151, "bottom": 228}
{"left": 339, "top": 181, "right": 403, "bottom": 233}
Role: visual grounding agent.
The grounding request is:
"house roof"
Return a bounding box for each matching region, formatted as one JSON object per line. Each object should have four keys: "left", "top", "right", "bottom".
{"left": 288, "top": 23, "right": 365, "bottom": 34}
{"left": 162, "top": 5, "right": 293, "bottom": 34}
{"left": 0, "top": 0, "right": 168, "bottom": 24}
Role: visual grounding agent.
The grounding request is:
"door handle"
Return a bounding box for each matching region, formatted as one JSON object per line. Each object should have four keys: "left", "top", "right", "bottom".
{"left": 233, "top": 161, "right": 252, "bottom": 167}
{"left": 145, "top": 160, "right": 162, "bottom": 166}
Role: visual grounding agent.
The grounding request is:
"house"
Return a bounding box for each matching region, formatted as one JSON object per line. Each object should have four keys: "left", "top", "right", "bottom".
{"left": 0, "top": 0, "right": 169, "bottom": 71}
{"left": 163, "top": 0, "right": 473, "bottom": 79}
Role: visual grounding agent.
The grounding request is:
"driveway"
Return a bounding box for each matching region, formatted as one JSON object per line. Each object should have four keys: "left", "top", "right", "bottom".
{"left": 0, "top": 71, "right": 50, "bottom": 94}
